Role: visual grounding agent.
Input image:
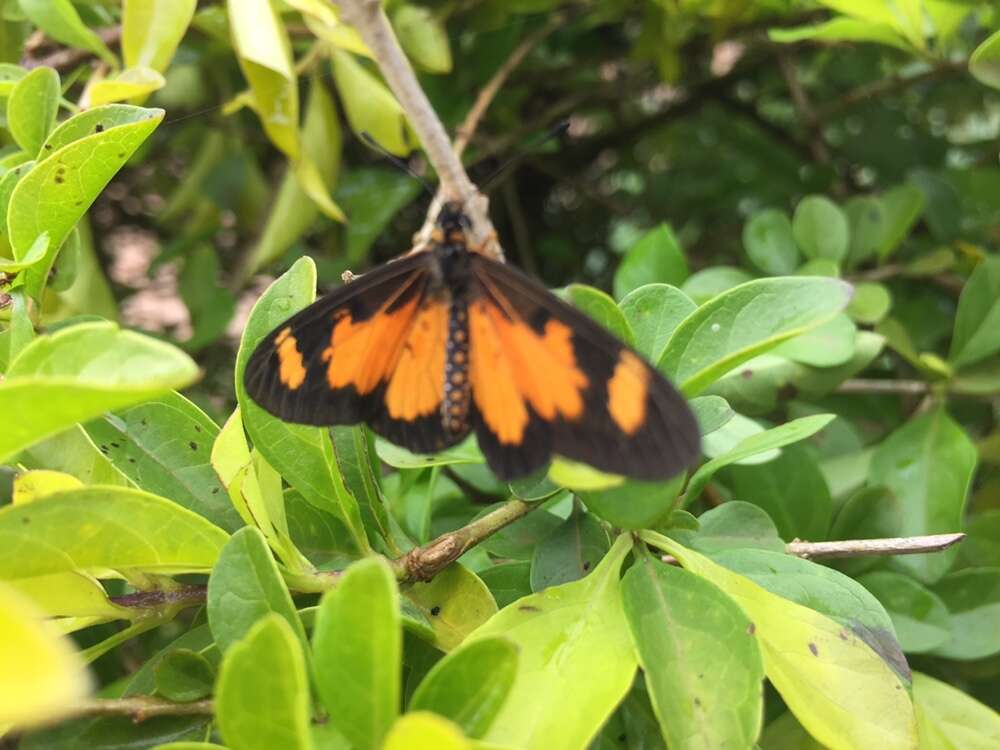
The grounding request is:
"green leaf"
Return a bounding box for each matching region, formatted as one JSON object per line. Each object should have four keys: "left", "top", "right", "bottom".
{"left": 0, "top": 582, "right": 90, "bottom": 729}
{"left": 87, "top": 67, "right": 166, "bottom": 106}
{"left": 792, "top": 195, "right": 849, "bottom": 262}
{"left": 869, "top": 408, "right": 977, "bottom": 583}
{"left": 684, "top": 414, "right": 835, "bottom": 504}
{"left": 154, "top": 649, "right": 215, "bottom": 703}
{"left": 382, "top": 713, "right": 469, "bottom": 750}
{"left": 41, "top": 105, "right": 156, "bottom": 154}
{"left": 410, "top": 637, "right": 518, "bottom": 739}
{"left": 621, "top": 556, "right": 764, "bottom": 750}
{"left": 744, "top": 208, "right": 799, "bottom": 275}
{"left": 468, "top": 535, "right": 637, "bottom": 750}
{"left": 0, "top": 322, "right": 198, "bottom": 463}
{"left": 122, "top": 0, "right": 198, "bottom": 73}
{"left": 847, "top": 282, "right": 892, "bottom": 324}
{"left": 618, "top": 283, "right": 695, "bottom": 362}
{"left": 216, "top": 614, "right": 312, "bottom": 750}
{"left": 929, "top": 568, "right": 1000, "bottom": 660}
{"left": 913, "top": 671, "right": 1000, "bottom": 749}
{"left": 8, "top": 67, "right": 60, "bottom": 158}
{"left": 478, "top": 561, "right": 532, "bottom": 609}
{"left": 724, "top": 444, "right": 833, "bottom": 541}
{"left": 0, "top": 486, "right": 228, "bottom": 579}
{"left": 970, "top": 29, "right": 1000, "bottom": 91}
{"left": 691, "top": 394, "right": 734, "bottom": 435}
{"left": 393, "top": 5, "right": 452, "bottom": 73}
{"left": 579, "top": 475, "right": 683, "bottom": 530}
{"left": 949, "top": 257, "right": 1000, "bottom": 369}
{"left": 314, "top": 557, "right": 400, "bottom": 750}
{"left": 332, "top": 50, "right": 413, "bottom": 156}
{"left": 660, "top": 277, "right": 853, "bottom": 395}
{"left": 226, "top": 0, "right": 298, "bottom": 158}
{"left": 530, "top": 511, "right": 611, "bottom": 591}
{"left": 207, "top": 527, "right": 307, "bottom": 656}
{"left": 335, "top": 168, "right": 422, "bottom": 264}
{"left": 9, "top": 107, "right": 163, "bottom": 300}
{"left": 679, "top": 501, "right": 785, "bottom": 554}
{"left": 235, "top": 257, "right": 370, "bottom": 553}
{"left": 681, "top": 266, "right": 753, "bottom": 305}
{"left": 877, "top": 184, "right": 924, "bottom": 259}
{"left": 83, "top": 392, "right": 241, "bottom": 533}
{"left": 19, "top": 0, "right": 115, "bottom": 65}
{"left": 773, "top": 314, "right": 856, "bottom": 367}
{"left": 857, "top": 571, "right": 950, "bottom": 654}
{"left": 769, "top": 18, "right": 912, "bottom": 52}
{"left": 643, "top": 533, "right": 917, "bottom": 750}
{"left": 376, "top": 436, "right": 482, "bottom": 470}
{"left": 405, "top": 563, "right": 497, "bottom": 651}
{"left": 613, "top": 224, "right": 688, "bottom": 300}
{"left": 178, "top": 244, "right": 236, "bottom": 352}
{"left": 245, "top": 76, "right": 343, "bottom": 279}
{"left": 844, "top": 196, "right": 886, "bottom": 267}
{"left": 566, "top": 284, "right": 634, "bottom": 345}
{"left": 4, "top": 567, "right": 126, "bottom": 621}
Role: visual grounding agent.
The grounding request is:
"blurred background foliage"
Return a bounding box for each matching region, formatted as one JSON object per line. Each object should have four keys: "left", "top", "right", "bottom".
{"left": 2, "top": 0, "right": 1000, "bottom": 741}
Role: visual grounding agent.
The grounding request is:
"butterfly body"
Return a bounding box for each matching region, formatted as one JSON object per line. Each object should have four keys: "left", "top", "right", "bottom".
{"left": 245, "top": 202, "right": 700, "bottom": 481}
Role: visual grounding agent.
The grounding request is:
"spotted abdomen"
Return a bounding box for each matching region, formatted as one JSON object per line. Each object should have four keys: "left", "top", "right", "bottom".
{"left": 443, "top": 299, "right": 471, "bottom": 436}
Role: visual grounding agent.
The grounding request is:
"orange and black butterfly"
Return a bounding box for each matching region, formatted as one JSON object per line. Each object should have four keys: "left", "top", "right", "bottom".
{"left": 244, "top": 202, "right": 700, "bottom": 481}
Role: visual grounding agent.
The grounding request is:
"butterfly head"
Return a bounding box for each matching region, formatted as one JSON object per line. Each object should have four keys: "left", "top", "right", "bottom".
{"left": 436, "top": 201, "right": 472, "bottom": 236}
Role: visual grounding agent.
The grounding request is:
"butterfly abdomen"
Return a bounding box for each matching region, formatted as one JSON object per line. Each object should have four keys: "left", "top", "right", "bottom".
{"left": 443, "top": 297, "right": 471, "bottom": 436}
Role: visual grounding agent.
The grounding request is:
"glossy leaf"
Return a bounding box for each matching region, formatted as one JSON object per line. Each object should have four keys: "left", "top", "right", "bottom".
{"left": 744, "top": 208, "right": 799, "bottom": 274}
{"left": 477, "top": 561, "right": 532, "bottom": 609}
{"left": 929, "top": 568, "right": 1000, "bottom": 660}
{"left": 87, "top": 68, "right": 166, "bottom": 106}
{"left": 530, "top": 511, "right": 611, "bottom": 591}
{"left": 216, "top": 614, "right": 312, "bottom": 750}
{"left": 8, "top": 67, "right": 60, "bottom": 158}
{"left": 579, "top": 474, "right": 683, "bottom": 530}
{"left": 877, "top": 185, "right": 924, "bottom": 258}
{"left": 566, "top": 284, "right": 634, "bottom": 345}
{"left": 643, "top": 533, "right": 917, "bottom": 750}
{"left": 335, "top": 167, "right": 422, "bottom": 264}
{"left": 679, "top": 501, "right": 785, "bottom": 554}
{"left": 773, "top": 314, "right": 856, "bottom": 368}
{"left": 661, "top": 277, "right": 853, "bottom": 395}
{"left": 313, "top": 557, "right": 400, "bottom": 750}
{"left": 0, "top": 486, "right": 228, "bottom": 579}
{"left": 226, "top": 0, "right": 298, "bottom": 158}
{"left": 410, "top": 637, "right": 518, "bottom": 739}
{"left": 613, "top": 224, "right": 688, "bottom": 300}
{"left": 19, "top": 0, "right": 115, "bottom": 65}
{"left": 847, "top": 282, "right": 892, "bottom": 324}
{"left": 684, "top": 414, "right": 835, "bottom": 504}
{"left": 0, "top": 322, "right": 198, "bottom": 463}
{"left": 383, "top": 713, "right": 469, "bottom": 750}
{"left": 405, "top": 563, "right": 497, "bottom": 651}
{"left": 0, "top": 583, "right": 90, "bottom": 728}
{"left": 10, "top": 107, "right": 163, "bottom": 299}
{"left": 154, "top": 649, "right": 214, "bottom": 703}
{"left": 792, "top": 195, "right": 849, "bottom": 262}
{"left": 207, "top": 527, "right": 307, "bottom": 656}
{"left": 83, "top": 392, "right": 240, "bottom": 532}
{"left": 869, "top": 408, "right": 976, "bottom": 583}
{"left": 858, "top": 571, "right": 950, "bottom": 654}
{"left": 618, "top": 283, "right": 695, "bottom": 362}
{"left": 622, "top": 556, "right": 764, "bottom": 750}
{"left": 681, "top": 266, "right": 753, "bottom": 305}
{"left": 332, "top": 49, "right": 413, "bottom": 156}
{"left": 122, "top": 0, "right": 198, "bottom": 73}
{"left": 913, "top": 671, "right": 1000, "bottom": 749}
{"left": 949, "top": 256, "right": 1000, "bottom": 369}
{"left": 394, "top": 5, "right": 452, "bottom": 73}
{"left": 468, "top": 535, "right": 637, "bottom": 750}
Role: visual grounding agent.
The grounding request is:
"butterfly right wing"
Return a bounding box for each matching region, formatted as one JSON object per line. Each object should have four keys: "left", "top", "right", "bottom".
{"left": 243, "top": 252, "right": 439, "bottom": 430}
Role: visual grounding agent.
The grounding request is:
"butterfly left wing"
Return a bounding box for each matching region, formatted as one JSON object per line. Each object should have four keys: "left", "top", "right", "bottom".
{"left": 244, "top": 252, "right": 466, "bottom": 453}
{"left": 466, "top": 254, "right": 700, "bottom": 481}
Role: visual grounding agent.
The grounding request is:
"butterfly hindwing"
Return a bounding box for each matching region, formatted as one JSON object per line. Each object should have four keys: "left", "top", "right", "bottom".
{"left": 244, "top": 252, "right": 463, "bottom": 452}
{"left": 467, "top": 255, "right": 700, "bottom": 481}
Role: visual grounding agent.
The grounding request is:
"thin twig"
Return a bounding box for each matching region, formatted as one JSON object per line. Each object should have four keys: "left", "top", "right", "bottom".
{"left": 66, "top": 696, "right": 214, "bottom": 722}
{"left": 775, "top": 46, "right": 832, "bottom": 168}
{"left": 786, "top": 533, "right": 965, "bottom": 560}
{"left": 22, "top": 26, "right": 122, "bottom": 71}
{"left": 835, "top": 378, "right": 930, "bottom": 395}
{"left": 454, "top": 13, "right": 566, "bottom": 158}
{"left": 395, "top": 499, "right": 538, "bottom": 581}
{"left": 817, "top": 61, "right": 966, "bottom": 120}
{"left": 337, "top": 0, "right": 500, "bottom": 258}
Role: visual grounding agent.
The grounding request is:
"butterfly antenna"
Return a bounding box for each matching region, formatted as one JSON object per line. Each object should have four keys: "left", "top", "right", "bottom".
{"left": 481, "top": 119, "right": 570, "bottom": 193}
{"left": 359, "top": 131, "right": 435, "bottom": 198}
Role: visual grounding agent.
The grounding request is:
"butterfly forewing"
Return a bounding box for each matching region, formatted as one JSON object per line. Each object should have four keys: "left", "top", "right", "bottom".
{"left": 467, "top": 254, "right": 700, "bottom": 481}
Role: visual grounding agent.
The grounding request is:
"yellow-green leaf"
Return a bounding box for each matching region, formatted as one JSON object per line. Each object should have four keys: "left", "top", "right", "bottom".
{"left": 122, "top": 0, "right": 198, "bottom": 73}
{"left": 384, "top": 712, "right": 470, "bottom": 750}
{"left": 331, "top": 49, "right": 413, "bottom": 156}
{"left": 87, "top": 67, "right": 166, "bottom": 106}
{"left": 7, "top": 66, "right": 60, "bottom": 158}
{"left": 0, "top": 582, "right": 90, "bottom": 728}
{"left": 12, "top": 470, "right": 82, "bottom": 504}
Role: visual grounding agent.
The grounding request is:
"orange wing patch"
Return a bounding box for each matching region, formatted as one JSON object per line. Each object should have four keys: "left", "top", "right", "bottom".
{"left": 321, "top": 295, "right": 421, "bottom": 394}
{"left": 386, "top": 300, "right": 448, "bottom": 420}
{"left": 275, "top": 327, "right": 306, "bottom": 390}
{"left": 607, "top": 350, "right": 649, "bottom": 435}
{"left": 469, "top": 299, "right": 589, "bottom": 444}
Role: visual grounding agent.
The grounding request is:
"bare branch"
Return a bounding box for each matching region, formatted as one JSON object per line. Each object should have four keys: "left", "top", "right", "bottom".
{"left": 785, "top": 533, "right": 965, "bottom": 560}
{"left": 337, "top": 0, "right": 500, "bottom": 258}
{"left": 817, "top": 61, "right": 966, "bottom": 120}
{"left": 835, "top": 378, "right": 930, "bottom": 396}
{"left": 66, "top": 696, "right": 213, "bottom": 722}
{"left": 454, "top": 13, "right": 566, "bottom": 158}
{"left": 22, "top": 26, "right": 122, "bottom": 71}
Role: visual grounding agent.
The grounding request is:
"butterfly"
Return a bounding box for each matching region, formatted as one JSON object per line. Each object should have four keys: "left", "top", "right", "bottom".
{"left": 244, "top": 202, "right": 700, "bottom": 481}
